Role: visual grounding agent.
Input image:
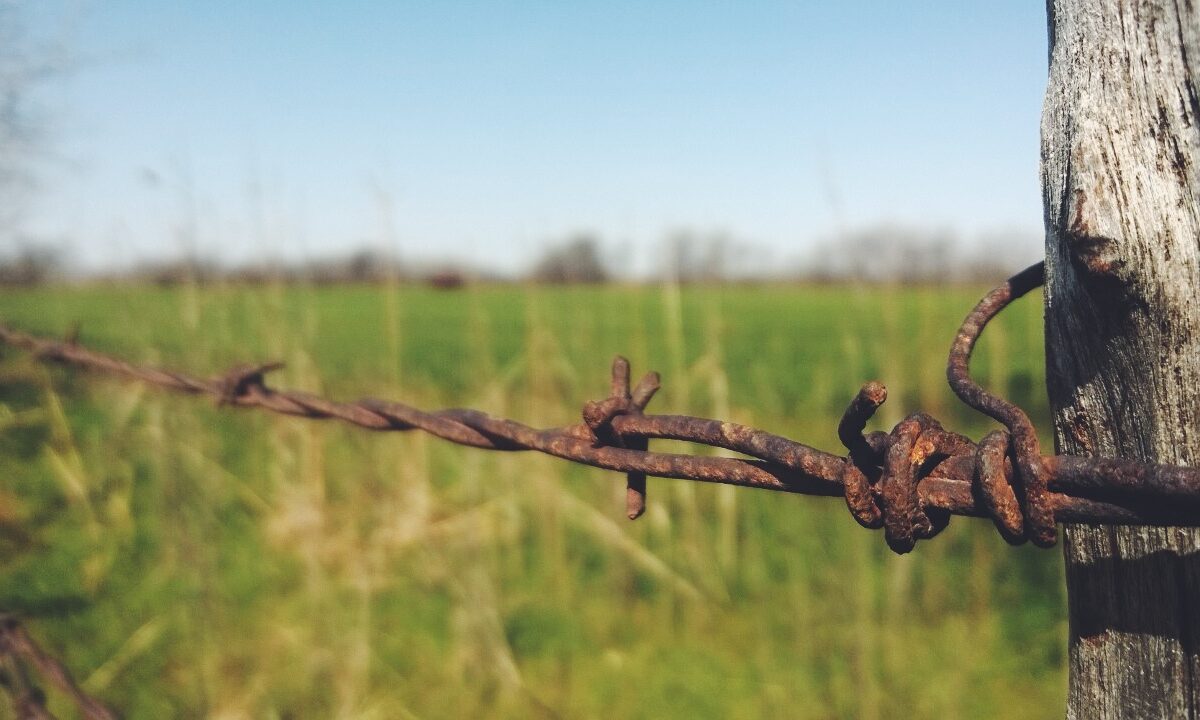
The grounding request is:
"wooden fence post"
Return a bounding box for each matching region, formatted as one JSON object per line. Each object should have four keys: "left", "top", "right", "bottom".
{"left": 1041, "top": 1, "right": 1200, "bottom": 716}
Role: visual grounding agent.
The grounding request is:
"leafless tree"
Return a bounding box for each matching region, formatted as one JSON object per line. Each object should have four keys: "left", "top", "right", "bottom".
{"left": 530, "top": 234, "right": 610, "bottom": 284}
{"left": 0, "top": 243, "right": 61, "bottom": 285}
{"left": 0, "top": 2, "right": 71, "bottom": 261}
{"left": 659, "top": 229, "right": 758, "bottom": 283}
{"left": 802, "top": 224, "right": 1040, "bottom": 284}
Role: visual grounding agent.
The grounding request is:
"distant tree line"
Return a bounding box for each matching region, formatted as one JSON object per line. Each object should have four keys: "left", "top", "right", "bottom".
{"left": 0, "top": 244, "right": 62, "bottom": 286}
{"left": 114, "top": 251, "right": 486, "bottom": 288}
{"left": 529, "top": 234, "right": 609, "bottom": 283}
{"left": 799, "top": 224, "right": 1040, "bottom": 284}
{"left": 0, "top": 224, "right": 1040, "bottom": 287}
{"left": 525, "top": 225, "right": 1037, "bottom": 284}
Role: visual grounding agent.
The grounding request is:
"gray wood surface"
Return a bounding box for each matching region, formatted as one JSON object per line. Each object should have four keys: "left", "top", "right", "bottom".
{"left": 1041, "top": 1, "right": 1200, "bottom": 717}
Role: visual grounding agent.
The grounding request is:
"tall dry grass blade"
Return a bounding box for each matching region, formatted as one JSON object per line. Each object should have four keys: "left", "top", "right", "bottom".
{"left": 553, "top": 485, "right": 703, "bottom": 602}
{"left": 83, "top": 617, "right": 166, "bottom": 694}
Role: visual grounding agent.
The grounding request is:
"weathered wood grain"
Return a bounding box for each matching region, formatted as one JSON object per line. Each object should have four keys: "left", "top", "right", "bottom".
{"left": 1042, "top": 0, "right": 1200, "bottom": 717}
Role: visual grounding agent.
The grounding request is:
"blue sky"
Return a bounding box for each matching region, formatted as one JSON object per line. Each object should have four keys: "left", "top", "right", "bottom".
{"left": 21, "top": 1, "right": 1049, "bottom": 275}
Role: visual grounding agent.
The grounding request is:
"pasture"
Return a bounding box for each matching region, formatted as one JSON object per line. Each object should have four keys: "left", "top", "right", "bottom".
{"left": 0, "top": 281, "right": 1062, "bottom": 718}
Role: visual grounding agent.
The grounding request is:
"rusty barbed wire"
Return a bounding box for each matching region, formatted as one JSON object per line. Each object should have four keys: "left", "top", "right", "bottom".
{"left": 1, "top": 263, "right": 1200, "bottom": 556}
{"left": 0, "top": 616, "right": 118, "bottom": 720}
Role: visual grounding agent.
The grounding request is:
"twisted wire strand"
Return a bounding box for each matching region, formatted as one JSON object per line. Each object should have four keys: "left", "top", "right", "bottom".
{"left": 947, "top": 261, "right": 1056, "bottom": 546}
{"left": 1, "top": 264, "right": 1199, "bottom": 554}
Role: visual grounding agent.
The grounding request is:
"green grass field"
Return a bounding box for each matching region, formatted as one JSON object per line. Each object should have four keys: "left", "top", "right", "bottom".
{"left": 0, "top": 281, "right": 1064, "bottom": 719}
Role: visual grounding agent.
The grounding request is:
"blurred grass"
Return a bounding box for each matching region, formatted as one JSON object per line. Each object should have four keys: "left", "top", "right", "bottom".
{"left": 0, "top": 280, "right": 1063, "bottom": 719}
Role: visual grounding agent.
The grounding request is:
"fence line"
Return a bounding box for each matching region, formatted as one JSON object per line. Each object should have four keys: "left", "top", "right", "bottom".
{"left": 6, "top": 261, "right": 1200, "bottom": 716}
{"left": 1, "top": 263, "right": 1198, "bottom": 556}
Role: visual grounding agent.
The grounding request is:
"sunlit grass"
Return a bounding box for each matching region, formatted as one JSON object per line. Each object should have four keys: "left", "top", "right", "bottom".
{"left": 0, "top": 280, "right": 1063, "bottom": 719}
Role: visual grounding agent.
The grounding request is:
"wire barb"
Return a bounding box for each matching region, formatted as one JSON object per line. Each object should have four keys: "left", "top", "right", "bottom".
{"left": 583, "top": 357, "right": 660, "bottom": 519}
{"left": 947, "top": 261, "right": 1055, "bottom": 546}
{"left": 2, "top": 262, "right": 1200, "bottom": 555}
{"left": 215, "top": 361, "right": 285, "bottom": 406}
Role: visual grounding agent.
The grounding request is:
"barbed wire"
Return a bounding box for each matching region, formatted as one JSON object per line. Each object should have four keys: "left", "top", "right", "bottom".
{"left": 0, "top": 616, "right": 117, "bottom": 720}
{"left": 1, "top": 263, "right": 1199, "bottom": 557}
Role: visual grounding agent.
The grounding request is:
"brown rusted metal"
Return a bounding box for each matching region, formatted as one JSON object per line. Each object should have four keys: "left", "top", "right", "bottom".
{"left": 837, "top": 380, "right": 888, "bottom": 462}
{"left": 975, "top": 430, "right": 1025, "bottom": 544}
{"left": 947, "top": 261, "right": 1056, "bottom": 546}
{"left": 2, "top": 261, "right": 1200, "bottom": 554}
{"left": 880, "top": 415, "right": 927, "bottom": 553}
{"left": 581, "top": 357, "right": 659, "bottom": 520}
{"left": 0, "top": 616, "right": 118, "bottom": 720}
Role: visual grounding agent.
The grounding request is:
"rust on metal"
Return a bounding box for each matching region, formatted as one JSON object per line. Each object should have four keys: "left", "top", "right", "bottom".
{"left": 837, "top": 382, "right": 889, "bottom": 530}
{"left": 880, "top": 415, "right": 926, "bottom": 553}
{"left": 0, "top": 616, "right": 118, "bottom": 720}
{"left": 2, "top": 261, "right": 1199, "bottom": 555}
{"left": 837, "top": 380, "right": 887, "bottom": 462}
{"left": 947, "top": 261, "right": 1056, "bottom": 547}
{"left": 581, "top": 357, "right": 660, "bottom": 520}
{"left": 975, "top": 430, "right": 1025, "bottom": 544}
